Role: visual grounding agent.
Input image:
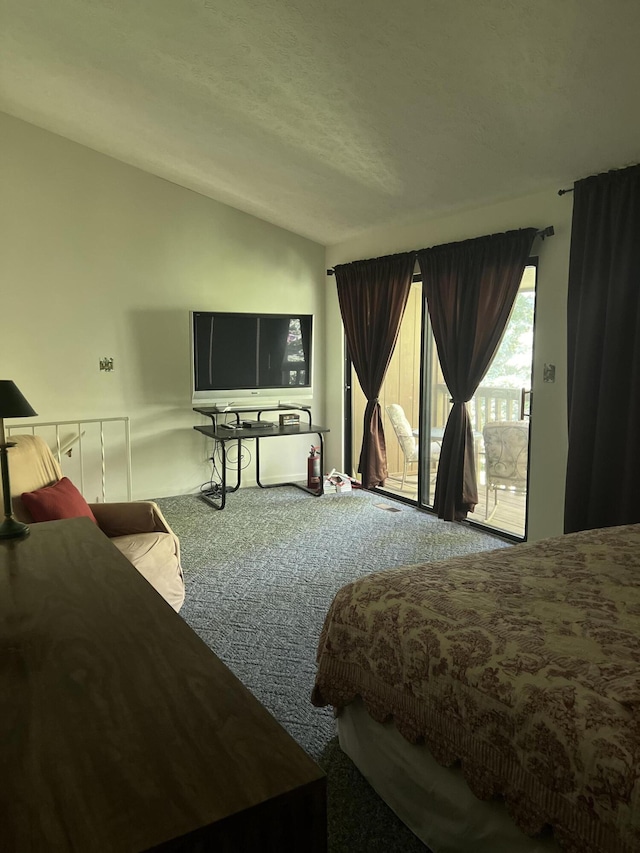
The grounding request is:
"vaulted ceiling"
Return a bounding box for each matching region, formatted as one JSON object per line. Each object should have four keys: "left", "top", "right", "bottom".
{"left": 2, "top": 0, "right": 640, "bottom": 244}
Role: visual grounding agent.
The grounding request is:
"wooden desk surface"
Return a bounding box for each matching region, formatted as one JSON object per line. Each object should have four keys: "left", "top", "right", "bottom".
{"left": 193, "top": 422, "right": 329, "bottom": 441}
{"left": 0, "top": 519, "right": 325, "bottom": 852}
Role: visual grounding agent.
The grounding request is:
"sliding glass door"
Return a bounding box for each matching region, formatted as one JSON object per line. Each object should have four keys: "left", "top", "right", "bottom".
{"left": 465, "top": 264, "right": 536, "bottom": 537}
{"left": 349, "top": 280, "right": 423, "bottom": 501}
{"left": 347, "top": 264, "right": 536, "bottom": 539}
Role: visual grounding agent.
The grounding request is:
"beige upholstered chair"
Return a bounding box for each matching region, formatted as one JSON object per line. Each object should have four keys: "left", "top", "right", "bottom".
{"left": 4, "top": 434, "right": 185, "bottom": 611}
{"left": 482, "top": 420, "right": 529, "bottom": 519}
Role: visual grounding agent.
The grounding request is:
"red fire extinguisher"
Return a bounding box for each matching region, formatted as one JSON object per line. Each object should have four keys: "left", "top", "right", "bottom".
{"left": 307, "top": 445, "right": 321, "bottom": 490}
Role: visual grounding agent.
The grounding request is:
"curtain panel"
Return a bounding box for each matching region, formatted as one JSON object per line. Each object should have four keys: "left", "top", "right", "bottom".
{"left": 335, "top": 253, "right": 416, "bottom": 488}
{"left": 418, "top": 228, "right": 537, "bottom": 521}
{"left": 565, "top": 164, "right": 640, "bottom": 532}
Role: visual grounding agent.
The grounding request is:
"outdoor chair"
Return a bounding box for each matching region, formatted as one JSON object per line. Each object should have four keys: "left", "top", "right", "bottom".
{"left": 385, "top": 404, "right": 419, "bottom": 488}
{"left": 385, "top": 404, "right": 442, "bottom": 488}
{"left": 482, "top": 420, "right": 529, "bottom": 519}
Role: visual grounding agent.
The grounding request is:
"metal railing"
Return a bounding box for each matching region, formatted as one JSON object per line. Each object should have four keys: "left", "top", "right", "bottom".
{"left": 469, "top": 385, "right": 523, "bottom": 430}
{"left": 435, "top": 384, "right": 524, "bottom": 433}
{"left": 7, "top": 417, "right": 132, "bottom": 502}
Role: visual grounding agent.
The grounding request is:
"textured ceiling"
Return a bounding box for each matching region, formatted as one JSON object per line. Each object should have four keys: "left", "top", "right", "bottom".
{"left": 2, "top": 0, "right": 640, "bottom": 245}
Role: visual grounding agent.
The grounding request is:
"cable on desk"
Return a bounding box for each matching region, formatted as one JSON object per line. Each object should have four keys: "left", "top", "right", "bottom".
{"left": 200, "top": 451, "right": 221, "bottom": 496}
{"left": 199, "top": 432, "right": 252, "bottom": 496}
{"left": 225, "top": 441, "right": 252, "bottom": 470}
{"left": 199, "top": 438, "right": 224, "bottom": 496}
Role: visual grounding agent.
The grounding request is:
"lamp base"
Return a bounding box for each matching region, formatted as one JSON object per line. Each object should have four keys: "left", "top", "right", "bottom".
{"left": 0, "top": 516, "right": 30, "bottom": 540}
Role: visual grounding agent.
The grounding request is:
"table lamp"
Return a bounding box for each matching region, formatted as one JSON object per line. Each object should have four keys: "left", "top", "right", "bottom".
{"left": 0, "top": 381, "right": 38, "bottom": 539}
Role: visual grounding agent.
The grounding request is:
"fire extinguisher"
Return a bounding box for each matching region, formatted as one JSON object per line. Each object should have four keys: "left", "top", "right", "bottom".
{"left": 307, "top": 445, "right": 321, "bottom": 490}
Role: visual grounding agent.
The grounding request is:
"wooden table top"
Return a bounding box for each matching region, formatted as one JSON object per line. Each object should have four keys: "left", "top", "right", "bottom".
{"left": 193, "top": 422, "right": 329, "bottom": 441}
{"left": 0, "top": 518, "right": 325, "bottom": 852}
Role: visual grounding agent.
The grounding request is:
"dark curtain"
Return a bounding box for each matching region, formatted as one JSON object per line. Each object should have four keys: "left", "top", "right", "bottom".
{"left": 418, "top": 228, "right": 537, "bottom": 521}
{"left": 565, "top": 164, "right": 640, "bottom": 532}
{"left": 335, "top": 253, "right": 416, "bottom": 487}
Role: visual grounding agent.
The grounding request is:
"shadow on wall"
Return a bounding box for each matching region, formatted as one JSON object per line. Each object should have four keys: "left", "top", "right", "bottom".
{"left": 128, "top": 416, "right": 207, "bottom": 499}
{"left": 127, "top": 309, "right": 191, "bottom": 405}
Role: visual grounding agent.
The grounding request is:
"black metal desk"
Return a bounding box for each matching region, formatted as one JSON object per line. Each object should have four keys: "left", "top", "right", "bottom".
{"left": 193, "top": 405, "right": 330, "bottom": 509}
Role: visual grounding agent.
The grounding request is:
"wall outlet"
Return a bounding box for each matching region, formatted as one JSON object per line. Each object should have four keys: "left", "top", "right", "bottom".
{"left": 100, "top": 357, "right": 114, "bottom": 372}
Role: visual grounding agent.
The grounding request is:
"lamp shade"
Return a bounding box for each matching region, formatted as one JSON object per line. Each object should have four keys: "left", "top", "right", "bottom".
{"left": 0, "top": 381, "right": 37, "bottom": 539}
{"left": 0, "top": 381, "right": 38, "bottom": 419}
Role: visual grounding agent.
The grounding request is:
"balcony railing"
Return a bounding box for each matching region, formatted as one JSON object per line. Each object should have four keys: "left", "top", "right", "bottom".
{"left": 434, "top": 384, "right": 524, "bottom": 433}
{"left": 7, "top": 416, "right": 132, "bottom": 502}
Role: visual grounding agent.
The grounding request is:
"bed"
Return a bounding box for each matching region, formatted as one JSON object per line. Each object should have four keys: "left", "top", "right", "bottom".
{"left": 312, "top": 524, "right": 640, "bottom": 853}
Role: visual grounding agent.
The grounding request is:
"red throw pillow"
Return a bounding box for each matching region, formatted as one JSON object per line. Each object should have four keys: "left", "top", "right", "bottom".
{"left": 21, "top": 477, "right": 97, "bottom": 524}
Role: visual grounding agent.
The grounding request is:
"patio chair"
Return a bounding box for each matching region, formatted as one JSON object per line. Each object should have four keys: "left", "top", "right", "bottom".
{"left": 385, "top": 404, "right": 418, "bottom": 488}
{"left": 482, "top": 420, "right": 529, "bottom": 519}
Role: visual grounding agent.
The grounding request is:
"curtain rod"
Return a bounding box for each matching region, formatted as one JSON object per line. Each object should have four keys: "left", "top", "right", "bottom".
{"left": 326, "top": 225, "right": 555, "bottom": 276}
{"left": 558, "top": 187, "right": 574, "bottom": 196}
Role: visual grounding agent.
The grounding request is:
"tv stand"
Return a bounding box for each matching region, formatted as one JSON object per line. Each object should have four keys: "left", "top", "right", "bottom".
{"left": 193, "top": 404, "right": 329, "bottom": 510}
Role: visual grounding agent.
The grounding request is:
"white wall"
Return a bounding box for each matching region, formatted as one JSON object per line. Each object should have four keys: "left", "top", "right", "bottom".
{"left": 0, "top": 112, "right": 326, "bottom": 499}
{"left": 0, "top": 109, "right": 576, "bottom": 536}
{"left": 325, "top": 190, "right": 574, "bottom": 541}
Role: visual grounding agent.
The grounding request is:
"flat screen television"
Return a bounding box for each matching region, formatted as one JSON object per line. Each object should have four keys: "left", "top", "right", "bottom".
{"left": 191, "top": 311, "right": 313, "bottom": 405}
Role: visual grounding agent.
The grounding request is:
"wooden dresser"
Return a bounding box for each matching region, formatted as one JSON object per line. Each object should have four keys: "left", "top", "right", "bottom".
{"left": 0, "top": 518, "right": 326, "bottom": 852}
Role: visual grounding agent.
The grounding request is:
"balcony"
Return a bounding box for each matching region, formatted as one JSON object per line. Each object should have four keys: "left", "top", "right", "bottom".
{"left": 383, "top": 384, "right": 528, "bottom": 538}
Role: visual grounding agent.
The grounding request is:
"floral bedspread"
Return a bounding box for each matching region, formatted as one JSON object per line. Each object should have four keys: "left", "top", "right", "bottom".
{"left": 312, "top": 524, "right": 640, "bottom": 853}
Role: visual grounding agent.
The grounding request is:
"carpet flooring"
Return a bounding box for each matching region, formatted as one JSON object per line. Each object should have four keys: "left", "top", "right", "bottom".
{"left": 155, "top": 486, "right": 509, "bottom": 852}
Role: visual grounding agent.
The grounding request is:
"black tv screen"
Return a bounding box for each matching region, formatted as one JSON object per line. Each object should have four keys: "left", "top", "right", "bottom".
{"left": 191, "top": 312, "right": 313, "bottom": 403}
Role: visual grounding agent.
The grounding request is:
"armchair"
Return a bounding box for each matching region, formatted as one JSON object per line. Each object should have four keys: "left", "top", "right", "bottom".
{"left": 4, "top": 434, "right": 185, "bottom": 611}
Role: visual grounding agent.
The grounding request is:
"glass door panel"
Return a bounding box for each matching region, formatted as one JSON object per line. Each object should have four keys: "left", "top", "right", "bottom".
{"left": 350, "top": 282, "right": 422, "bottom": 500}
{"left": 466, "top": 264, "right": 536, "bottom": 537}
{"left": 420, "top": 354, "right": 451, "bottom": 507}
{"left": 346, "top": 264, "right": 536, "bottom": 541}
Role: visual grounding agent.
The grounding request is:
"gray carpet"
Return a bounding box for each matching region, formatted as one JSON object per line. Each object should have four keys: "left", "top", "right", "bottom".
{"left": 155, "top": 487, "right": 509, "bottom": 852}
